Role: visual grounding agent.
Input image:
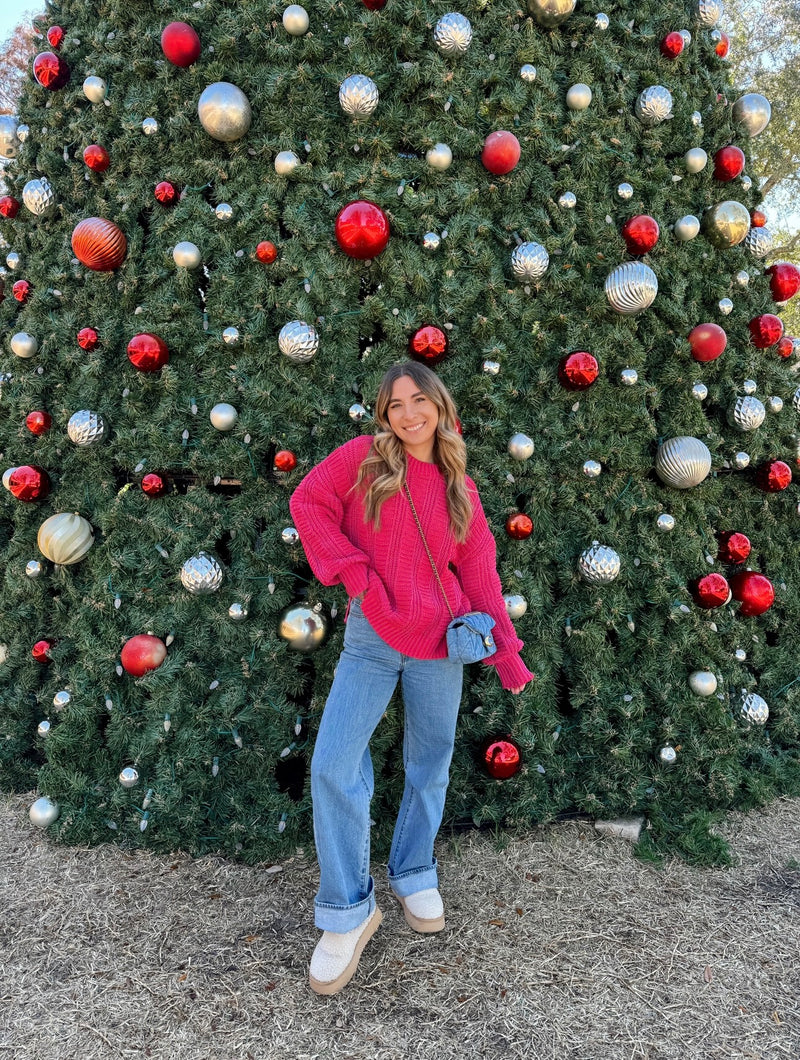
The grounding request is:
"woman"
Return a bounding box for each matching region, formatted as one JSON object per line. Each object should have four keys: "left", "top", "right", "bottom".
{"left": 289, "top": 361, "right": 534, "bottom": 995}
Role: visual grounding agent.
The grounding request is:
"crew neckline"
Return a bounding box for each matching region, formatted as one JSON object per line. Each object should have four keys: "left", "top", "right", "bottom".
{"left": 406, "top": 451, "right": 443, "bottom": 477}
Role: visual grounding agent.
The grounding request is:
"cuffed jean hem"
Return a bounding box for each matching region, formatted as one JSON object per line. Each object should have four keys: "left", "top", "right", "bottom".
{"left": 388, "top": 857, "right": 439, "bottom": 899}
{"left": 314, "top": 875, "right": 376, "bottom": 932}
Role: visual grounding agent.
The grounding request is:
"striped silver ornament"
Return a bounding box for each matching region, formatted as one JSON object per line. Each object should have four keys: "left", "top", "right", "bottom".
{"left": 278, "top": 320, "right": 319, "bottom": 363}
{"left": 635, "top": 86, "right": 673, "bottom": 127}
{"left": 67, "top": 410, "right": 106, "bottom": 446}
{"left": 338, "top": 75, "right": 379, "bottom": 119}
{"left": 655, "top": 436, "right": 712, "bottom": 488}
{"left": 433, "top": 13, "right": 472, "bottom": 55}
{"left": 728, "top": 396, "right": 765, "bottom": 432}
{"left": 578, "top": 543, "right": 621, "bottom": 585}
{"left": 180, "top": 551, "right": 223, "bottom": 594}
{"left": 511, "top": 242, "right": 549, "bottom": 281}
{"left": 604, "top": 262, "right": 658, "bottom": 315}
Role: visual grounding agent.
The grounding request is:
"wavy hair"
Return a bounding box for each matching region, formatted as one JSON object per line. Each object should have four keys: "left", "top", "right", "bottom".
{"left": 353, "top": 361, "right": 474, "bottom": 543}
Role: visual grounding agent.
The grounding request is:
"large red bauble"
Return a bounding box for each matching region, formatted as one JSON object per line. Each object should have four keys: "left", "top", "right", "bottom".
{"left": 409, "top": 325, "right": 448, "bottom": 365}
{"left": 141, "top": 472, "right": 168, "bottom": 497}
{"left": 13, "top": 279, "right": 32, "bottom": 303}
{"left": 335, "top": 200, "right": 390, "bottom": 260}
{"left": 558, "top": 351, "right": 599, "bottom": 390}
{"left": 160, "top": 21, "right": 201, "bottom": 67}
{"left": 621, "top": 215, "right": 659, "bottom": 255}
{"left": 83, "top": 144, "right": 110, "bottom": 173}
{"left": 688, "top": 322, "right": 727, "bottom": 362}
{"left": 777, "top": 335, "right": 797, "bottom": 358}
{"left": 26, "top": 410, "right": 52, "bottom": 435}
{"left": 120, "top": 634, "right": 168, "bottom": 677}
{"left": 154, "top": 181, "right": 177, "bottom": 205}
{"left": 660, "top": 32, "right": 684, "bottom": 58}
{"left": 32, "top": 639, "right": 55, "bottom": 663}
{"left": 362, "top": 0, "right": 387, "bottom": 8}
{"left": 730, "top": 571, "right": 774, "bottom": 616}
{"left": 482, "top": 737, "right": 522, "bottom": 780}
{"left": 8, "top": 465, "right": 50, "bottom": 501}
{"left": 750, "top": 209, "right": 767, "bottom": 228}
{"left": 77, "top": 327, "right": 99, "bottom": 350}
{"left": 715, "top": 31, "right": 730, "bottom": 57}
{"left": 748, "top": 314, "right": 783, "bottom": 348}
{"left": 71, "top": 217, "right": 127, "bottom": 271}
{"left": 274, "top": 449, "right": 298, "bottom": 472}
{"left": 717, "top": 531, "right": 751, "bottom": 565}
{"left": 256, "top": 240, "right": 278, "bottom": 263}
{"left": 0, "top": 195, "right": 20, "bottom": 218}
{"left": 755, "top": 460, "right": 792, "bottom": 492}
{"left": 505, "top": 513, "right": 533, "bottom": 540}
{"left": 46, "top": 25, "right": 64, "bottom": 48}
{"left": 766, "top": 262, "right": 800, "bottom": 304}
{"left": 713, "top": 145, "right": 745, "bottom": 181}
{"left": 127, "top": 333, "right": 169, "bottom": 372}
{"left": 33, "top": 50, "right": 70, "bottom": 89}
{"left": 481, "top": 131, "right": 521, "bottom": 175}
{"left": 690, "top": 573, "right": 731, "bottom": 609}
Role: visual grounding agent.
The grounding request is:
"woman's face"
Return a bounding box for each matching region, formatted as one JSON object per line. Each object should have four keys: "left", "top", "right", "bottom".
{"left": 386, "top": 375, "right": 439, "bottom": 463}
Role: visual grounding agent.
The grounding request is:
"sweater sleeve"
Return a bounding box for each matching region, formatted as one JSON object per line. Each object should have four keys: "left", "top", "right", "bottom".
{"left": 289, "top": 441, "right": 372, "bottom": 599}
{"left": 455, "top": 487, "right": 535, "bottom": 691}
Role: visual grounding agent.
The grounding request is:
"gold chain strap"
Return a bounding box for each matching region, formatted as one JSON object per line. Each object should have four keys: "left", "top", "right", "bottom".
{"left": 403, "top": 483, "right": 455, "bottom": 622}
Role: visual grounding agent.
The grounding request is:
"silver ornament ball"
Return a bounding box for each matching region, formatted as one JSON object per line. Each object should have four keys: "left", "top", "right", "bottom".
{"left": 0, "top": 114, "right": 20, "bottom": 159}
{"left": 566, "top": 83, "right": 592, "bottom": 110}
{"left": 281, "top": 526, "right": 300, "bottom": 546}
{"left": 692, "top": 382, "right": 708, "bottom": 401}
{"left": 210, "top": 402, "right": 238, "bottom": 431}
{"left": 197, "top": 82, "right": 252, "bottom": 142}
{"left": 558, "top": 191, "right": 577, "bottom": 209}
{"left": 274, "top": 150, "right": 301, "bottom": 175}
{"left": 744, "top": 226, "right": 773, "bottom": 259}
{"left": 10, "top": 332, "right": 38, "bottom": 359}
{"left": 691, "top": 110, "right": 703, "bottom": 127}
{"left": 508, "top": 433, "right": 534, "bottom": 460}
{"left": 53, "top": 690, "right": 71, "bottom": 710}
{"left": 504, "top": 594, "right": 528, "bottom": 619}
{"left": 339, "top": 74, "right": 379, "bottom": 119}
{"left": 483, "top": 360, "right": 501, "bottom": 375}
{"left": 16, "top": 124, "right": 29, "bottom": 143}
{"left": 228, "top": 602, "right": 248, "bottom": 621}
{"left": 742, "top": 379, "right": 757, "bottom": 395}
{"left": 728, "top": 396, "right": 766, "bottom": 432}
{"left": 680, "top": 29, "right": 692, "bottom": 44}
{"left": 433, "top": 12, "right": 473, "bottom": 55}
{"left": 37, "top": 720, "right": 51, "bottom": 737}
{"left": 578, "top": 543, "right": 621, "bottom": 585}
{"left": 656, "top": 513, "right": 676, "bottom": 532}
{"left": 26, "top": 560, "right": 43, "bottom": 578}
{"left": 583, "top": 460, "right": 602, "bottom": 478}
{"left": 689, "top": 670, "right": 718, "bottom": 696}
{"left": 282, "top": 4, "right": 309, "bottom": 35}
{"left": 605, "top": 261, "right": 658, "bottom": 315}
{"left": 685, "top": 148, "right": 708, "bottom": 174}
{"left": 222, "top": 326, "right": 240, "bottom": 346}
{"left": 595, "top": 12, "right": 610, "bottom": 29}
{"left": 718, "top": 298, "right": 734, "bottom": 315}
{"left": 674, "top": 215, "right": 700, "bottom": 241}
{"left": 735, "top": 270, "right": 750, "bottom": 286}
{"left": 733, "top": 451, "right": 751, "bottom": 469}
{"left": 6, "top": 251, "right": 21, "bottom": 269}
{"left": 119, "top": 766, "right": 140, "bottom": 788}
{"left": 659, "top": 746, "right": 678, "bottom": 765}
{"left": 348, "top": 403, "right": 369, "bottom": 422}
{"left": 180, "top": 551, "right": 223, "bottom": 594}
{"left": 83, "top": 75, "right": 107, "bottom": 102}
{"left": 278, "top": 602, "right": 328, "bottom": 652}
{"left": 655, "top": 436, "right": 712, "bottom": 488}
{"left": 29, "top": 797, "right": 59, "bottom": 827}
{"left": 423, "top": 232, "right": 441, "bottom": 251}
{"left": 735, "top": 648, "right": 747, "bottom": 662}
{"left": 620, "top": 368, "right": 638, "bottom": 386}
{"left": 520, "top": 64, "right": 537, "bottom": 82}
{"left": 635, "top": 86, "right": 673, "bottom": 127}
{"left": 732, "top": 93, "right": 771, "bottom": 137}
{"left": 767, "top": 396, "right": 783, "bottom": 414}
{"left": 142, "top": 117, "right": 159, "bottom": 135}
{"left": 215, "top": 202, "right": 234, "bottom": 222}
{"left": 511, "top": 242, "right": 549, "bottom": 281}
{"left": 22, "top": 177, "right": 56, "bottom": 217}
{"left": 739, "top": 691, "right": 768, "bottom": 725}
{"left": 278, "top": 320, "right": 319, "bottom": 363}
{"left": 740, "top": 175, "right": 753, "bottom": 191}
{"left": 702, "top": 201, "right": 750, "bottom": 248}
{"left": 173, "top": 241, "right": 202, "bottom": 269}
{"left": 67, "top": 410, "right": 106, "bottom": 446}
{"left": 426, "top": 143, "right": 453, "bottom": 171}
{"left": 616, "top": 182, "right": 634, "bottom": 200}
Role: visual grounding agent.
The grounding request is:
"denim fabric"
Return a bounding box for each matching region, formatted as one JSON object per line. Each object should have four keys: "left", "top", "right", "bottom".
{"left": 310, "top": 599, "right": 464, "bottom": 932}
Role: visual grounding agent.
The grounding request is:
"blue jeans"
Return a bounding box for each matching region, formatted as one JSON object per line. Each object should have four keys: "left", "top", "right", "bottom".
{"left": 310, "top": 599, "right": 464, "bottom": 932}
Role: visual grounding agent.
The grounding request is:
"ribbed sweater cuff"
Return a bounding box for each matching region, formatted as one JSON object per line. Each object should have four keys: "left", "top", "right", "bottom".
{"left": 490, "top": 651, "right": 535, "bottom": 691}
{"left": 340, "top": 562, "right": 370, "bottom": 600}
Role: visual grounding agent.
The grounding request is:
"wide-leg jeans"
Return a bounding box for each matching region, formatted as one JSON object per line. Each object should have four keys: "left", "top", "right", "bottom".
{"left": 310, "top": 599, "right": 464, "bottom": 932}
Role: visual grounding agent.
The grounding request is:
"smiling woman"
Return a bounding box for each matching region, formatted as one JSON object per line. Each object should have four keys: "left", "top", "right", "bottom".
{"left": 386, "top": 375, "right": 440, "bottom": 463}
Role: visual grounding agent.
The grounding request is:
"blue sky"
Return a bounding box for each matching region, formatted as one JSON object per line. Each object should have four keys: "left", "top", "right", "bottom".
{"left": 1, "top": 1, "right": 37, "bottom": 44}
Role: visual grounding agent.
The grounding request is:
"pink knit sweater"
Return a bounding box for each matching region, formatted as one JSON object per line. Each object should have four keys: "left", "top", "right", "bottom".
{"left": 289, "top": 435, "right": 534, "bottom": 690}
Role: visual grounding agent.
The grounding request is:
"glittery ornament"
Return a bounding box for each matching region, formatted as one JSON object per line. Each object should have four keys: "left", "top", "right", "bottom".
{"left": 578, "top": 543, "right": 621, "bottom": 584}
{"left": 278, "top": 321, "right": 319, "bottom": 363}
{"left": 635, "top": 85, "right": 673, "bottom": 126}
{"left": 409, "top": 325, "right": 448, "bottom": 365}
{"left": 180, "top": 552, "right": 223, "bottom": 594}
{"left": 482, "top": 737, "right": 522, "bottom": 779}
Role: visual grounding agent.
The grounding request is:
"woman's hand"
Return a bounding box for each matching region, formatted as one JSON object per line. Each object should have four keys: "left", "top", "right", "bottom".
{"left": 508, "top": 684, "right": 526, "bottom": 695}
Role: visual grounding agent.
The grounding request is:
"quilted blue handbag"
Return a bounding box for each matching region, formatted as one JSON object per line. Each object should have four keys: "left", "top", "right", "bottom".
{"left": 404, "top": 485, "right": 498, "bottom": 665}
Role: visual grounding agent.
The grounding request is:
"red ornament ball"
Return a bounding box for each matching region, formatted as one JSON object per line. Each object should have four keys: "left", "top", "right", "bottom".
{"left": 715, "top": 31, "right": 730, "bottom": 57}
{"left": 33, "top": 50, "right": 69, "bottom": 89}
{"left": 755, "top": 460, "right": 792, "bottom": 492}
{"left": 766, "top": 262, "right": 800, "bottom": 304}
{"left": 160, "top": 21, "right": 201, "bottom": 67}
{"left": 713, "top": 145, "right": 746, "bottom": 181}
{"left": 454, "top": 418, "right": 463, "bottom": 436}
{"left": 141, "top": 472, "right": 169, "bottom": 497}
{"left": 688, "top": 322, "right": 727, "bottom": 362}
{"left": 26, "top": 410, "right": 52, "bottom": 435}
{"left": 12, "top": 279, "right": 32, "bottom": 303}
{"left": 482, "top": 737, "right": 522, "bottom": 780}
{"left": 750, "top": 209, "right": 767, "bottom": 228}
{"left": 505, "top": 513, "right": 533, "bottom": 540}
{"left": 481, "top": 131, "right": 521, "bottom": 175}
{"left": 335, "top": 200, "right": 390, "bottom": 260}
{"left": 730, "top": 571, "right": 775, "bottom": 616}
{"left": 0, "top": 195, "right": 20, "bottom": 218}
{"left": 362, "top": 0, "right": 387, "bottom": 8}
{"left": 127, "top": 333, "right": 169, "bottom": 372}
{"left": 777, "top": 335, "right": 797, "bottom": 358}
{"left": 748, "top": 314, "right": 784, "bottom": 349}
{"left": 717, "top": 531, "right": 751, "bottom": 565}
{"left": 71, "top": 217, "right": 127, "bottom": 271}
{"left": 8, "top": 465, "right": 50, "bottom": 502}
{"left": 558, "top": 351, "right": 599, "bottom": 390}
{"left": 256, "top": 240, "right": 278, "bottom": 263}
{"left": 660, "top": 32, "right": 684, "bottom": 58}
{"left": 32, "top": 639, "right": 55, "bottom": 663}
{"left": 77, "top": 327, "right": 99, "bottom": 350}
{"left": 621, "top": 215, "right": 659, "bottom": 255}
{"left": 274, "top": 449, "right": 298, "bottom": 472}
{"left": 120, "top": 634, "right": 168, "bottom": 677}
{"left": 154, "top": 180, "right": 177, "bottom": 205}
{"left": 409, "top": 325, "right": 448, "bottom": 365}
{"left": 83, "top": 144, "right": 110, "bottom": 174}
{"left": 690, "top": 573, "right": 731, "bottom": 609}
{"left": 46, "top": 25, "right": 64, "bottom": 48}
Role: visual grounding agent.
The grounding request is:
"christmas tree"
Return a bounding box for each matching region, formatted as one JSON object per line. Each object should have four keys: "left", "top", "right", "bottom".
{"left": 2, "top": 0, "right": 799, "bottom": 864}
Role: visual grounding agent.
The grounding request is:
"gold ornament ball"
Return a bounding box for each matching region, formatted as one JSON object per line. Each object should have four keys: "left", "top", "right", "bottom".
{"left": 210, "top": 402, "right": 238, "bottom": 431}
{"left": 527, "top": 0, "right": 576, "bottom": 27}
{"left": 702, "top": 201, "right": 750, "bottom": 248}
{"left": 29, "top": 796, "right": 59, "bottom": 827}
{"left": 197, "top": 82, "right": 252, "bottom": 142}
{"left": 37, "top": 512, "right": 95, "bottom": 565}
{"left": 278, "top": 602, "right": 328, "bottom": 652}
{"left": 282, "top": 4, "right": 309, "bottom": 35}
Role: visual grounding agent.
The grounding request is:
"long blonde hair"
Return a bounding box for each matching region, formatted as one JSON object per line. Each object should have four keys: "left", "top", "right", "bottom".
{"left": 353, "top": 361, "right": 474, "bottom": 543}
